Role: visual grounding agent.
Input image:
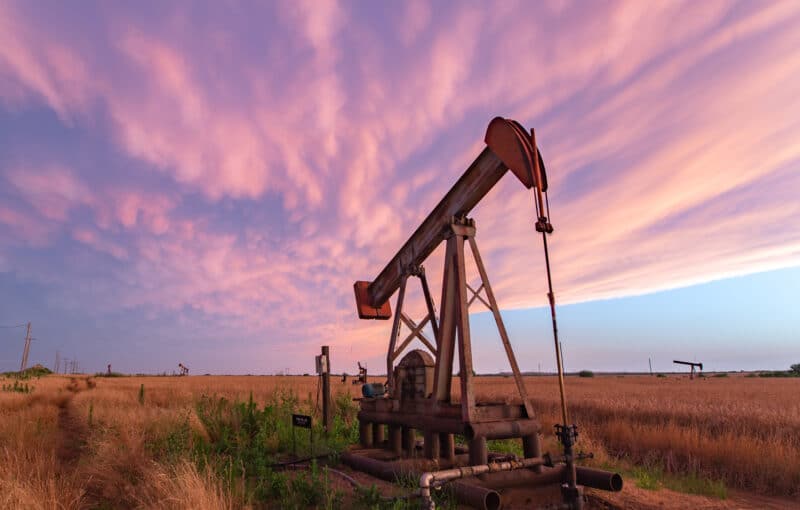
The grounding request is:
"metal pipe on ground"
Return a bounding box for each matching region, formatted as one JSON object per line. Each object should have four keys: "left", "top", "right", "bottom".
{"left": 474, "top": 464, "right": 622, "bottom": 492}
{"left": 419, "top": 455, "right": 551, "bottom": 510}
{"left": 576, "top": 466, "right": 623, "bottom": 492}
{"left": 341, "top": 452, "right": 500, "bottom": 510}
{"left": 477, "top": 465, "right": 566, "bottom": 489}
{"left": 449, "top": 481, "right": 501, "bottom": 510}
{"left": 341, "top": 452, "right": 410, "bottom": 482}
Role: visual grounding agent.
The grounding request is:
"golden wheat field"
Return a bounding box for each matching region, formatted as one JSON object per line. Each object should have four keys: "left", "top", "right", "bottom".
{"left": 1, "top": 373, "right": 798, "bottom": 509}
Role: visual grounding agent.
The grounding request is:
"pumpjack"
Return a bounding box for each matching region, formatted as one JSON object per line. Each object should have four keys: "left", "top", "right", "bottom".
{"left": 344, "top": 118, "right": 622, "bottom": 509}
{"left": 673, "top": 360, "right": 703, "bottom": 379}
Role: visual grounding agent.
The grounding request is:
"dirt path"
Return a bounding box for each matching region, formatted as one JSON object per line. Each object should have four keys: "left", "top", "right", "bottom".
{"left": 334, "top": 464, "right": 798, "bottom": 509}
{"left": 588, "top": 485, "right": 798, "bottom": 510}
{"left": 55, "top": 391, "right": 88, "bottom": 466}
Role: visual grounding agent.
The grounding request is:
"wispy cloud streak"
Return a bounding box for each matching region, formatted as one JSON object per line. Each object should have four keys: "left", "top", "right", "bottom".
{"left": 0, "top": 0, "right": 797, "bottom": 371}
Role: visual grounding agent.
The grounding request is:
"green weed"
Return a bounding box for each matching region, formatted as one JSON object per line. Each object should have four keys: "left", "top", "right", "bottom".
{"left": 626, "top": 464, "right": 726, "bottom": 499}
{"left": 1, "top": 380, "right": 33, "bottom": 393}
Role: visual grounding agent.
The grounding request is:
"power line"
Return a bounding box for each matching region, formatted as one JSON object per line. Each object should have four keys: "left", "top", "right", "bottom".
{"left": 0, "top": 323, "right": 26, "bottom": 328}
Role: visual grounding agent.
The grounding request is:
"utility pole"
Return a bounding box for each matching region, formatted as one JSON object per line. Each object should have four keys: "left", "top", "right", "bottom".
{"left": 648, "top": 357, "right": 653, "bottom": 376}
{"left": 19, "top": 322, "right": 31, "bottom": 371}
{"left": 54, "top": 350, "right": 60, "bottom": 373}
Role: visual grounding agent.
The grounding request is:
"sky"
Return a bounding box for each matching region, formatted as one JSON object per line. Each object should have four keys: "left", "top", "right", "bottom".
{"left": 0, "top": 0, "right": 798, "bottom": 375}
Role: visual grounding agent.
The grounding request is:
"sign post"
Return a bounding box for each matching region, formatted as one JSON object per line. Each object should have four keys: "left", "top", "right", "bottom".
{"left": 315, "top": 346, "right": 332, "bottom": 433}
{"left": 292, "top": 413, "right": 313, "bottom": 456}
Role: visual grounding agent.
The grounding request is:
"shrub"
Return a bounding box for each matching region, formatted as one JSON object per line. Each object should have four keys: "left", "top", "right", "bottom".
{"left": 1, "top": 381, "right": 33, "bottom": 393}
{"left": 191, "top": 390, "right": 359, "bottom": 507}
{"left": 578, "top": 370, "right": 594, "bottom": 378}
{"left": 759, "top": 371, "right": 792, "bottom": 378}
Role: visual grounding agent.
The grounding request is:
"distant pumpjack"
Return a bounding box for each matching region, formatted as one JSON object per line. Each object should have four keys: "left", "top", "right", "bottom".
{"left": 673, "top": 360, "right": 703, "bottom": 380}
{"left": 353, "top": 361, "right": 367, "bottom": 385}
{"left": 178, "top": 363, "right": 189, "bottom": 376}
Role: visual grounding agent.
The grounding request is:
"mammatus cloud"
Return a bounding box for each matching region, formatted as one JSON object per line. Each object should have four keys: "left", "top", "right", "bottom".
{"left": 0, "top": 1, "right": 797, "bottom": 371}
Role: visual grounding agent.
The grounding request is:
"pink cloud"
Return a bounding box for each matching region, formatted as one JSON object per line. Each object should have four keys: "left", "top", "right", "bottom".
{"left": 397, "top": 1, "right": 431, "bottom": 45}
{"left": 0, "top": 204, "right": 55, "bottom": 247}
{"left": 7, "top": 165, "right": 91, "bottom": 221}
{"left": 71, "top": 227, "right": 128, "bottom": 260}
{"left": 0, "top": 1, "right": 797, "bottom": 372}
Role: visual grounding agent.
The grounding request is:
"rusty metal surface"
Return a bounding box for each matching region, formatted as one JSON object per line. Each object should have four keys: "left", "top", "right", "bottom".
{"left": 354, "top": 280, "right": 391, "bottom": 319}
{"left": 467, "top": 235, "right": 535, "bottom": 419}
{"left": 358, "top": 409, "right": 539, "bottom": 440}
{"left": 464, "top": 419, "right": 540, "bottom": 440}
{"left": 361, "top": 148, "right": 506, "bottom": 312}
{"left": 347, "top": 118, "right": 591, "bottom": 508}
{"left": 341, "top": 451, "right": 501, "bottom": 510}
{"left": 476, "top": 465, "right": 567, "bottom": 489}
{"left": 484, "top": 117, "right": 538, "bottom": 189}
{"left": 452, "top": 480, "right": 501, "bottom": 510}
{"left": 358, "top": 117, "right": 548, "bottom": 313}
{"left": 576, "top": 467, "right": 623, "bottom": 492}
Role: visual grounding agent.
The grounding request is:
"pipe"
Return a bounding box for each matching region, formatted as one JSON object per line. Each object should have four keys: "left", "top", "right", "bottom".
{"left": 522, "top": 433, "right": 543, "bottom": 473}
{"left": 469, "top": 436, "right": 488, "bottom": 466}
{"left": 372, "top": 422, "right": 385, "bottom": 445}
{"left": 464, "top": 419, "right": 540, "bottom": 440}
{"left": 359, "top": 410, "right": 539, "bottom": 439}
{"left": 389, "top": 425, "right": 402, "bottom": 456}
{"left": 576, "top": 466, "right": 623, "bottom": 492}
{"left": 341, "top": 452, "right": 499, "bottom": 510}
{"left": 341, "top": 452, "right": 411, "bottom": 482}
{"left": 419, "top": 455, "right": 550, "bottom": 510}
{"left": 359, "top": 410, "right": 465, "bottom": 434}
{"left": 424, "top": 430, "right": 440, "bottom": 459}
{"left": 478, "top": 465, "right": 566, "bottom": 489}
{"left": 359, "top": 421, "right": 373, "bottom": 448}
{"left": 323, "top": 467, "right": 363, "bottom": 489}
{"left": 450, "top": 481, "right": 500, "bottom": 510}
{"left": 402, "top": 426, "right": 416, "bottom": 455}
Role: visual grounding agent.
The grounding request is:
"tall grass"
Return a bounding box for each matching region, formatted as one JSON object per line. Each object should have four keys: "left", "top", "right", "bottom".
{"left": 474, "top": 374, "right": 800, "bottom": 497}
{"left": 1, "top": 373, "right": 797, "bottom": 509}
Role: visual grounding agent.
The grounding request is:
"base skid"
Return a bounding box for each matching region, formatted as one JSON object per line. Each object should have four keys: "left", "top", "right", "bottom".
{"left": 342, "top": 447, "right": 578, "bottom": 510}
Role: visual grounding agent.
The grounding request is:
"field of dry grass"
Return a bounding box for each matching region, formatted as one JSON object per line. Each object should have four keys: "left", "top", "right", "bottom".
{"left": 0, "top": 372, "right": 797, "bottom": 509}
{"left": 475, "top": 374, "right": 800, "bottom": 497}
